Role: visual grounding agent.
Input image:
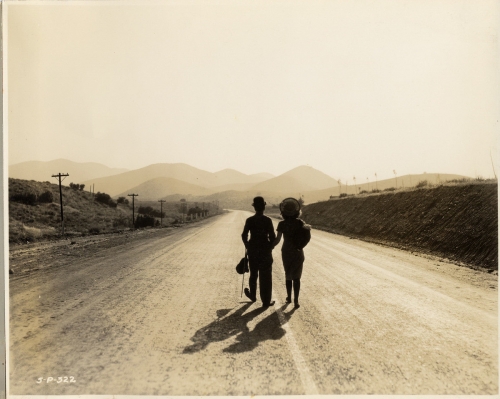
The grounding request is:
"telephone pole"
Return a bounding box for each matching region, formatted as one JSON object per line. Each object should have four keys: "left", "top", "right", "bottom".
{"left": 158, "top": 199, "right": 166, "bottom": 226}
{"left": 128, "top": 194, "right": 138, "bottom": 228}
{"left": 52, "top": 173, "right": 69, "bottom": 235}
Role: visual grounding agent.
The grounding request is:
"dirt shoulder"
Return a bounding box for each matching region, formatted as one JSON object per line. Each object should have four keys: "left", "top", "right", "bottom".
{"left": 8, "top": 220, "right": 209, "bottom": 279}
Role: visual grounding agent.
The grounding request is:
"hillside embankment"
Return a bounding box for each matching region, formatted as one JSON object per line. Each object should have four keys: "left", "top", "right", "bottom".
{"left": 8, "top": 178, "right": 214, "bottom": 244}
{"left": 301, "top": 182, "right": 498, "bottom": 271}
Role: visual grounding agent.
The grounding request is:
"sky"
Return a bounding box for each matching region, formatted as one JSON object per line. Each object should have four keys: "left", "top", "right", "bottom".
{"left": 6, "top": 0, "right": 499, "bottom": 181}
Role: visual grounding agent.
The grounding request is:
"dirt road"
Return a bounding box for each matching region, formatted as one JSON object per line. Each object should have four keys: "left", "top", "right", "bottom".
{"left": 9, "top": 210, "right": 498, "bottom": 395}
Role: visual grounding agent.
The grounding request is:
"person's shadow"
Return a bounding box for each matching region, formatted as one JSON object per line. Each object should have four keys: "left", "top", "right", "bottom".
{"left": 183, "top": 303, "right": 296, "bottom": 354}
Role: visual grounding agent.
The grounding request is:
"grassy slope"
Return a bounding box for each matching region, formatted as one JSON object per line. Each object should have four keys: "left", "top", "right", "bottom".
{"left": 9, "top": 178, "right": 133, "bottom": 242}
{"left": 301, "top": 182, "right": 498, "bottom": 270}
{"left": 9, "top": 179, "right": 212, "bottom": 243}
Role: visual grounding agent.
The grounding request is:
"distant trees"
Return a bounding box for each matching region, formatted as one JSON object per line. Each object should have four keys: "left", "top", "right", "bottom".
{"left": 69, "top": 183, "right": 85, "bottom": 191}
{"left": 117, "top": 196, "right": 129, "bottom": 205}
{"left": 138, "top": 206, "right": 164, "bottom": 218}
{"left": 94, "top": 192, "right": 117, "bottom": 208}
{"left": 416, "top": 180, "right": 428, "bottom": 188}
{"left": 188, "top": 206, "right": 208, "bottom": 216}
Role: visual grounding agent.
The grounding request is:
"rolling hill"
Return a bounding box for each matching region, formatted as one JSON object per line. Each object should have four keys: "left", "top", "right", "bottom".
{"left": 302, "top": 173, "right": 471, "bottom": 203}
{"left": 212, "top": 169, "right": 274, "bottom": 186}
{"left": 115, "top": 177, "right": 213, "bottom": 200}
{"left": 82, "top": 163, "right": 274, "bottom": 197}
{"left": 9, "top": 159, "right": 128, "bottom": 185}
{"left": 250, "top": 165, "right": 339, "bottom": 193}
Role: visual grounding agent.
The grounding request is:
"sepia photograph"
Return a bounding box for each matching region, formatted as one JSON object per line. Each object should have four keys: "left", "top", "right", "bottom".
{"left": 4, "top": 0, "right": 499, "bottom": 396}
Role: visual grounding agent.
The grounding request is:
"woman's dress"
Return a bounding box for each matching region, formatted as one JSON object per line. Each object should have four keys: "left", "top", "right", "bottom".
{"left": 277, "top": 218, "right": 305, "bottom": 280}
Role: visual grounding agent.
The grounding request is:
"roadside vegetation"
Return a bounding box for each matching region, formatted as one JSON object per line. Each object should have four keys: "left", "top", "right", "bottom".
{"left": 8, "top": 179, "right": 217, "bottom": 244}
{"left": 302, "top": 180, "right": 498, "bottom": 271}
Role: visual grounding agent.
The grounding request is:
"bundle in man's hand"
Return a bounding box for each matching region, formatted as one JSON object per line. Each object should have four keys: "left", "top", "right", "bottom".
{"left": 236, "top": 253, "right": 249, "bottom": 274}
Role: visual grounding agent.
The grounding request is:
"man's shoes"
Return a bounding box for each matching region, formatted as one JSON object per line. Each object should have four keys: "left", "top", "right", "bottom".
{"left": 285, "top": 297, "right": 291, "bottom": 303}
{"left": 294, "top": 301, "right": 300, "bottom": 309}
{"left": 262, "top": 300, "right": 275, "bottom": 308}
{"left": 244, "top": 288, "right": 256, "bottom": 302}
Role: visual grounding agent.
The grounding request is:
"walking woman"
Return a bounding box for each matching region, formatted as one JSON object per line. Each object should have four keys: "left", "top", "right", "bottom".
{"left": 273, "top": 198, "right": 311, "bottom": 308}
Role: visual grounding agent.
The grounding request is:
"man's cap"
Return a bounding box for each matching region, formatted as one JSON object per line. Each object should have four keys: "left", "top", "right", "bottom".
{"left": 280, "top": 197, "right": 301, "bottom": 216}
{"left": 252, "top": 196, "right": 266, "bottom": 206}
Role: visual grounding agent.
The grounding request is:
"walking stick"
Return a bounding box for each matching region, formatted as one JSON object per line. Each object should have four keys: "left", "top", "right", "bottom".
{"left": 240, "top": 249, "right": 247, "bottom": 297}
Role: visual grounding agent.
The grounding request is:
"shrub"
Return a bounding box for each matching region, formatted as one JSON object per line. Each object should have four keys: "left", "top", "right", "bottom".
{"left": 95, "top": 192, "right": 117, "bottom": 207}
{"left": 339, "top": 193, "right": 348, "bottom": 198}
{"left": 38, "top": 190, "right": 54, "bottom": 203}
{"left": 88, "top": 227, "right": 100, "bottom": 235}
{"left": 360, "top": 190, "right": 368, "bottom": 194}
{"left": 69, "top": 183, "right": 85, "bottom": 191}
{"left": 135, "top": 214, "right": 155, "bottom": 228}
{"left": 371, "top": 189, "right": 381, "bottom": 193}
{"left": 384, "top": 187, "right": 396, "bottom": 192}
{"left": 113, "top": 215, "right": 132, "bottom": 228}
{"left": 10, "top": 191, "right": 38, "bottom": 205}
{"left": 188, "top": 206, "right": 203, "bottom": 215}
{"left": 446, "top": 178, "right": 470, "bottom": 184}
{"left": 117, "top": 197, "right": 129, "bottom": 205}
{"left": 416, "top": 180, "right": 428, "bottom": 188}
{"left": 138, "top": 206, "right": 164, "bottom": 218}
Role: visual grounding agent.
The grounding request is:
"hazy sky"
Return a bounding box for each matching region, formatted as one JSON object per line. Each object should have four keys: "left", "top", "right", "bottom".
{"left": 6, "top": 0, "right": 499, "bottom": 181}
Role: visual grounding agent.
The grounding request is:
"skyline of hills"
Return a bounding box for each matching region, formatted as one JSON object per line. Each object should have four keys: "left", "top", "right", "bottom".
{"left": 8, "top": 159, "right": 129, "bottom": 185}
{"left": 115, "top": 176, "right": 213, "bottom": 199}
{"left": 8, "top": 159, "right": 472, "bottom": 206}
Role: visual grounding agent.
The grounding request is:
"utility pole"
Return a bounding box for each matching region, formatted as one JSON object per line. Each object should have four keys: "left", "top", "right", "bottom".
{"left": 353, "top": 176, "right": 357, "bottom": 195}
{"left": 128, "top": 194, "right": 138, "bottom": 228}
{"left": 393, "top": 170, "right": 397, "bottom": 189}
{"left": 375, "top": 173, "right": 378, "bottom": 190}
{"left": 52, "top": 173, "right": 69, "bottom": 235}
{"left": 158, "top": 199, "right": 166, "bottom": 227}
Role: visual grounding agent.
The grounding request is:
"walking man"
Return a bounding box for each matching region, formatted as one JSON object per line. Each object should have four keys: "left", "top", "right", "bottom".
{"left": 241, "top": 196, "right": 276, "bottom": 307}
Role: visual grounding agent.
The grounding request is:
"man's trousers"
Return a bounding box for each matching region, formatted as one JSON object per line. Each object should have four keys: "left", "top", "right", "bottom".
{"left": 247, "top": 248, "right": 273, "bottom": 305}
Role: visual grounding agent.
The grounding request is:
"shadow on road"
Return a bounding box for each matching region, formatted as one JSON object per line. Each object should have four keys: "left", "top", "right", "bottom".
{"left": 183, "top": 303, "right": 295, "bottom": 354}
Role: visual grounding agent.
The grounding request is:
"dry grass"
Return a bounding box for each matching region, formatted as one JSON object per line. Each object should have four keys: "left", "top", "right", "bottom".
{"left": 303, "top": 182, "right": 498, "bottom": 270}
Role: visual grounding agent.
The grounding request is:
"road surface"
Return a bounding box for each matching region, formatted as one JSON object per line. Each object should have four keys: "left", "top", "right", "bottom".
{"left": 9, "top": 210, "right": 498, "bottom": 395}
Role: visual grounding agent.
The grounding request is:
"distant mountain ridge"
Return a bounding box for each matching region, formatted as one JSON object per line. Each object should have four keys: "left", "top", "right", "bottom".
{"left": 81, "top": 163, "right": 275, "bottom": 197}
{"left": 10, "top": 160, "right": 471, "bottom": 209}
{"left": 9, "top": 159, "right": 128, "bottom": 185}
{"left": 115, "top": 177, "right": 213, "bottom": 200}
{"left": 251, "top": 165, "right": 339, "bottom": 193}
